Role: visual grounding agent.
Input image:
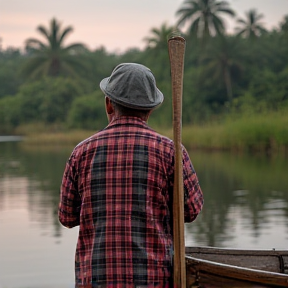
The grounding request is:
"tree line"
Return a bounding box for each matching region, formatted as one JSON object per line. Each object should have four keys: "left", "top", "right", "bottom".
{"left": 0, "top": 0, "right": 288, "bottom": 134}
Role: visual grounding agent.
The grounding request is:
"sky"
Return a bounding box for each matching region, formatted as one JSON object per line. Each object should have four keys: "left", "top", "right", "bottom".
{"left": 1, "top": 0, "right": 288, "bottom": 53}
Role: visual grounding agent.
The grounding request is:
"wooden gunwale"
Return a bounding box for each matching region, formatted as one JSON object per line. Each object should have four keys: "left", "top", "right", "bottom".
{"left": 185, "top": 247, "right": 288, "bottom": 287}
{"left": 186, "top": 255, "right": 288, "bottom": 287}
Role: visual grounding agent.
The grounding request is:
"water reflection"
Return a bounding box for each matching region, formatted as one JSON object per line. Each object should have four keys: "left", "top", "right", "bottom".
{"left": 0, "top": 142, "right": 78, "bottom": 287}
{"left": 185, "top": 151, "right": 288, "bottom": 248}
{"left": 0, "top": 142, "right": 71, "bottom": 236}
{"left": 0, "top": 142, "right": 288, "bottom": 287}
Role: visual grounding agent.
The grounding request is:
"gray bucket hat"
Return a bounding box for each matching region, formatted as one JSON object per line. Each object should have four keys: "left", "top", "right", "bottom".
{"left": 100, "top": 63, "right": 164, "bottom": 110}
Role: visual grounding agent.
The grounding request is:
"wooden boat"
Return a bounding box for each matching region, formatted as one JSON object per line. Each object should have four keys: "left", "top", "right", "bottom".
{"left": 185, "top": 246, "right": 288, "bottom": 287}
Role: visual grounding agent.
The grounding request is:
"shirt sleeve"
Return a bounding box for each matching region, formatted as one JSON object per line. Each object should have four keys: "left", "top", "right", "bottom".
{"left": 58, "top": 154, "right": 81, "bottom": 228}
{"left": 182, "top": 147, "right": 204, "bottom": 223}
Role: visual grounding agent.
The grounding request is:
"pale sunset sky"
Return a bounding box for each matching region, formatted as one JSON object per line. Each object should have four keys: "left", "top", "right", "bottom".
{"left": 1, "top": 0, "right": 288, "bottom": 53}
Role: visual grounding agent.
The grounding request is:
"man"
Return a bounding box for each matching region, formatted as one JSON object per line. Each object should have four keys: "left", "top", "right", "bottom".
{"left": 59, "top": 63, "right": 204, "bottom": 288}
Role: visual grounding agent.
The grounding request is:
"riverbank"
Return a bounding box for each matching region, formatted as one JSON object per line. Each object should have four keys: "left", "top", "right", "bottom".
{"left": 18, "top": 111, "right": 288, "bottom": 154}
{"left": 0, "top": 135, "right": 24, "bottom": 142}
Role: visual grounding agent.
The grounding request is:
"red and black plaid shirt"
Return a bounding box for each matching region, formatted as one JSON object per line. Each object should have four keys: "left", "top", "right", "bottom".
{"left": 59, "top": 116, "right": 203, "bottom": 288}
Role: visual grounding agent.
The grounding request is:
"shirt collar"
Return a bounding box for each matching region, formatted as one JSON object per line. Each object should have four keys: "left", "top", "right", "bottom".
{"left": 108, "top": 116, "right": 148, "bottom": 128}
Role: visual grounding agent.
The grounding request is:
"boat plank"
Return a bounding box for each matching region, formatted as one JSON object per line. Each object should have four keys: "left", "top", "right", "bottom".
{"left": 186, "top": 246, "right": 288, "bottom": 272}
{"left": 185, "top": 247, "right": 288, "bottom": 287}
{"left": 186, "top": 256, "right": 288, "bottom": 287}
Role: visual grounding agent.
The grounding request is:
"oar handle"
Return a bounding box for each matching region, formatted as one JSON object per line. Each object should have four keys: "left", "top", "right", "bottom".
{"left": 168, "top": 36, "right": 186, "bottom": 288}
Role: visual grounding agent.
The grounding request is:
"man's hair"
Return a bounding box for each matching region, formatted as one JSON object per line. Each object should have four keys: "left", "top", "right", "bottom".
{"left": 111, "top": 100, "right": 151, "bottom": 118}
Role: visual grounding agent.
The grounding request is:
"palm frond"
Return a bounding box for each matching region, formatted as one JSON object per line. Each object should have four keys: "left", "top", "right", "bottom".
{"left": 37, "top": 25, "right": 49, "bottom": 40}
{"left": 143, "top": 23, "right": 175, "bottom": 49}
{"left": 59, "top": 27, "right": 73, "bottom": 46}
{"left": 63, "top": 43, "right": 88, "bottom": 54}
{"left": 176, "top": 0, "right": 235, "bottom": 38}
{"left": 25, "top": 38, "right": 47, "bottom": 50}
{"left": 217, "top": 8, "right": 235, "bottom": 17}
{"left": 212, "top": 15, "right": 225, "bottom": 35}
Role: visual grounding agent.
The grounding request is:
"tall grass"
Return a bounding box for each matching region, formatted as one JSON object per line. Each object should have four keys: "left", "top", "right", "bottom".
{"left": 182, "top": 111, "right": 288, "bottom": 153}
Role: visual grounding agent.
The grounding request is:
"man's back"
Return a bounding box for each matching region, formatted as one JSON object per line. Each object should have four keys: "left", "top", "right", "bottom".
{"left": 61, "top": 117, "right": 175, "bottom": 286}
{"left": 59, "top": 116, "right": 203, "bottom": 287}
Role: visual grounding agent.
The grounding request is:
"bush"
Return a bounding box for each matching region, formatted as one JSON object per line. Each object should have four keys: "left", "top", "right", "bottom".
{"left": 18, "top": 77, "right": 83, "bottom": 123}
{"left": 66, "top": 91, "right": 108, "bottom": 130}
{"left": 0, "top": 95, "right": 22, "bottom": 133}
{"left": 0, "top": 77, "right": 84, "bottom": 132}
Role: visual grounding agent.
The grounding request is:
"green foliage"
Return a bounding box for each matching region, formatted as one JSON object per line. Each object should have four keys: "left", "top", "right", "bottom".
{"left": 0, "top": 95, "right": 22, "bottom": 132}
{"left": 229, "top": 92, "right": 266, "bottom": 115}
{"left": 248, "top": 68, "right": 288, "bottom": 108}
{"left": 0, "top": 77, "right": 83, "bottom": 132}
{"left": 67, "top": 91, "right": 107, "bottom": 130}
{"left": 148, "top": 80, "right": 172, "bottom": 128}
{"left": 20, "top": 77, "right": 83, "bottom": 123}
{"left": 0, "top": 48, "right": 24, "bottom": 98}
{"left": 80, "top": 46, "right": 119, "bottom": 86}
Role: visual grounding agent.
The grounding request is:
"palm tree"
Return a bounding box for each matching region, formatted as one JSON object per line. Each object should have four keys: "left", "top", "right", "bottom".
{"left": 279, "top": 15, "right": 288, "bottom": 35}
{"left": 201, "top": 36, "right": 243, "bottom": 103}
{"left": 23, "top": 18, "right": 88, "bottom": 78}
{"left": 235, "top": 9, "right": 267, "bottom": 39}
{"left": 176, "top": 0, "right": 235, "bottom": 39}
{"left": 143, "top": 23, "right": 177, "bottom": 82}
{"left": 143, "top": 23, "right": 177, "bottom": 49}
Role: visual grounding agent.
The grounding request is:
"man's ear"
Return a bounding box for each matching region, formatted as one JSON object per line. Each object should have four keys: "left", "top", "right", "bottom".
{"left": 105, "top": 96, "right": 114, "bottom": 115}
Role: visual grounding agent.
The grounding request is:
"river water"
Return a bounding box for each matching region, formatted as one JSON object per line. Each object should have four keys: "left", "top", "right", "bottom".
{"left": 0, "top": 140, "right": 287, "bottom": 288}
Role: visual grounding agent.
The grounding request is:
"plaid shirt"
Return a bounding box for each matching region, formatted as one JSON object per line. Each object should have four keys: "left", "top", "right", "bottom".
{"left": 59, "top": 116, "right": 203, "bottom": 288}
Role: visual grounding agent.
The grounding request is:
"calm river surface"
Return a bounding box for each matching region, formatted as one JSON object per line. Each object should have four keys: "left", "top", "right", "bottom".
{"left": 0, "top": 140, "right": 287, "bottom": 288}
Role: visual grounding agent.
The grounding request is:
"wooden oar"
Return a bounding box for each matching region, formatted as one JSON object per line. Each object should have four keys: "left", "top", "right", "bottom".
{"left": 168, "top": 36, "right": 186, "bottom": 288}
